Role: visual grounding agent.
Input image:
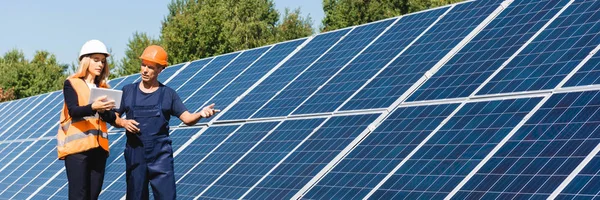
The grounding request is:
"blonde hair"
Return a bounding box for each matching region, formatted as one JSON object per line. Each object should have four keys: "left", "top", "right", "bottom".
{"left": 70, "top": 56, "right": 110, "bottom": 88}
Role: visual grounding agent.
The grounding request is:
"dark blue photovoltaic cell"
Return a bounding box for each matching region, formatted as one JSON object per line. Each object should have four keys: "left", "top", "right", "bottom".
{"left": 299, "top": 3, "right": 471, "bottom": 114}
{"left": 339, "top": 1, "right": 505, "bottom": 111}
{"left": 371, "top": 97, "right": 541, "bottom": 199}
{"left": 17, "top": 143, "right": 65, "bottom": 200}
{"left": 204, "top": 39, "right": 305, "bottom": 123}
{"left": 455, "top": 91, "right": 600, "bottom": 199}
{"left": 251, "top": 18, "right": 396, "bottom": 118}
{"left": 177, "top": 53, "right": 240, "bottom": 101}
{"left": 217, "top": 29, "right": 351, "bottom": 121}
{"left": 0, "top": 139, "right": 55, "bottom": 199}
{"left": 197, "top": 118, "right": 325, "bottom": 199}
{"left": 174, "top": 126, "right": 238, "bottom": 196}
{"left": 158, "top": 63, "right": 184, "bottom": 83}
{"left": 25, "top": 95, "right": 64, "bottom": 139}
{"left": 3, "top": 92, "right": 59, "bottom": 140}
{"left": 558, "top": 155, "right": 600, "bottom": 199}
{"left": 180, "top": 46, "right": 270, "bottom": 124}
{"left": 303, "top": 103, "right": 459, "bottom": 199}
{"left": 169, "top": 53, "right": 240, "bottom": 126}
{"left": 0, "top": 142, "right": 47, "bottom": 198}
{"left": 113, "top": 74, "right": 140, "bottom": 90}
{"left": 565, "top": 52, "right": 600, "bottom": 87}
{"left": 107, "top": 77, "right": 124, "bottom": 88}
{"left": 407, "top": 0, "right": 568, "bottom": 102}
{"left": 244, "top": 114, "right": 380, "bottom": 199}
{"left": 177, "top": 122, "right": 277, "bottom": 199}
{"left": 0, "top": 96, "right": 41, "bottom": 133}
{"left": 479, "top": 0, "right": 600, "bottom": 95}
{"left": 167, "top": 58, "right": 212, "bottom": 90}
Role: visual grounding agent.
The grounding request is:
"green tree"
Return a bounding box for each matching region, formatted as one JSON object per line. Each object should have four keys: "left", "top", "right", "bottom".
{"left": 0, "top": 49, "right": 67, "bottom": 100}
{"left": 321, "top": 0, "right": 464, "bottom": 32}
{"left": 275, "top": 8, "right": 314, "bottom": 42}
{"left": 115, "top": 32, "right": 160, "bottom": 77}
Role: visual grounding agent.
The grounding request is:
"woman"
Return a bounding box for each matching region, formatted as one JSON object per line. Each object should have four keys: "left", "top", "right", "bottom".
{"left": 57, "top": 39, "right": 117, "bottom": 200}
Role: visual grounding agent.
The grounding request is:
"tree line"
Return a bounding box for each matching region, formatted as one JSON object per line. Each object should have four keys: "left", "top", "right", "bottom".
{"left": 0, "top": 0, "right": 462, "bottom": 102}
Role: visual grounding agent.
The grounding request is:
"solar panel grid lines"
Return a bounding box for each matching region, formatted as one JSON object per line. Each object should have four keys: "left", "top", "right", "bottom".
{"left": 241, "top": 114, "right": 381, "bottom": 199}
{"left": 195, "top": 118, "right": 330, "bottom": 199}
{"left": 1, "top": 139, "right": 55, "bottom": 199}
{"left": 159, "top": 63, "right": 187, "bottom": 84}
{"left": 171, "top": 58, "right": 214, "bottom": 91}
{"left": 246, "top": 27, "right": 358, "bottom": 120}
{"left": 558, "top": 43, "right": 600, "bottom": 89}
{"left": 550, "top": 143, "right": 600, "bottom": 199}
{"left": 0, "top": 139, "right": 56, "bottom": 197}
{"left": 338, "top": 0, "right": 509, "bottom": 111}
{"left": 407, "top": 0, "right": 569, "bottom": 102}
{"left": 179, "top": 51, "right": 243, "bottom": 103}
{"left": 475, "top": 0, "right": 600, "bottom": 96}
{"left": 176, "top": 122, "right": 280, "bottom": 199}
{"left": 452, "top": 90, "right": 600, "bottom": 199}
{"left": 299, "top": 104, "right": 460, "bottom": 200}
{"left": 366, "top": 96, "right": 544, "bottom": 199}
{"left": 445, "top": 94, "right": 552, "bottom": 199}
{"left": 175, "top": 125, "right": 241, "bottom": 188}
{"left": 183, "top": 46, "right": 274, "bottom": 124}
{"left": 0, "top": 96, "right": 64, "bottom": 176}
{"left": 198, "top": 39, "right": 308, "bottom": 125}
{"left": 297, "top": 5, "right": 454, "bottom": 115}
{"left": 251, "top": 17, "right": 400, "bottom": 119}
{"left": 5, "top": 92, "right": 63, "bottom": 140}
{"left": 216, "top": 28, "right": 352, "bottom": 121}
{"left": 209, "top": 37, "right": 313, "bottom": 123}
{"left": 0, "top": 95, "right": 44, "bottom": 134}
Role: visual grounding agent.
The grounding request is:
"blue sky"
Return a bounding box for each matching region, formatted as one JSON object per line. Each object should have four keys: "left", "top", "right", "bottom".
{"left": 0, "top": 1, "right": 324, "bottom": 66}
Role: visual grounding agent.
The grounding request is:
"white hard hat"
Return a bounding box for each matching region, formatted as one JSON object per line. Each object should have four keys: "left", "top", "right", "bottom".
{"left": 79, "top": 39, "right": 110, "bottom": 61}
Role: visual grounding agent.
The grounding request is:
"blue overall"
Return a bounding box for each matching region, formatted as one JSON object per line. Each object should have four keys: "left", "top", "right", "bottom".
{"left": 125, "top": 87, "right": 176, "bottom": 200}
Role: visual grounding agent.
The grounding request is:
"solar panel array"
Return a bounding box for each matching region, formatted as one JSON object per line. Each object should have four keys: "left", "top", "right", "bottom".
{"left": 1, "top": 0, "right": 599, "bottom": 199}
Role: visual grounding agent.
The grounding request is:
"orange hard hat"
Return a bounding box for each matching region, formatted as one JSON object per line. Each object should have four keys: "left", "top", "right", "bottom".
{"left": 140, "top": 45, "right": 168, "bottom": 66}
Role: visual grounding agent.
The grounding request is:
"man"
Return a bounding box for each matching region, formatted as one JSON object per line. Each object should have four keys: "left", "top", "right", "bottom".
{"left": 115, "top": 45, "right": 218, "bottom": 200}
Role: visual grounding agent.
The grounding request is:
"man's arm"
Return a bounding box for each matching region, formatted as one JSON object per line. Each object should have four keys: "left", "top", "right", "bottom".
{"left": 179, "top": 104, "right": 220, "bottom": 126}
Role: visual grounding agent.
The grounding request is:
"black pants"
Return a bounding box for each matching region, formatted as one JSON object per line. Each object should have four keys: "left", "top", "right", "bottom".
{"left": 64, "top": 147, "right": 108, "bottom": 200}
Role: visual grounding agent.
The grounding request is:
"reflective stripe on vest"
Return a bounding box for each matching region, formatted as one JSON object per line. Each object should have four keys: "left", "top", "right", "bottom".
{"left": 57, "top": 78, "right": 110, "bottom": 160}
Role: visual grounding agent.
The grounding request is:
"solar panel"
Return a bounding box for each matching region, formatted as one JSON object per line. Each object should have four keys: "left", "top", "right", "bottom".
{"left": 407, "top": 0, "right": 569, "bottom": 102}
{"left": 339, "top": 0, "right": 503, "bottom": 111}
{"left": 0, "top": 139, "right": 55, "bottom": 198}
{"left": 201, "top": 39, "right": 306, "bottom": 123}
{"left": 368, "top": 97, "right": 542, "bottom": 199}
{"left": 2, "top": 0, "right": 600, "bottom": 199}
{"left": 170, "top": 53, "right": 241, "bottom": 125}
{"left": 453, "top": 91, "right": 600, "bottom": 199}
{"left": 176, "top": 122, "right": 279, "bottom": 199}
{"left": 301, "top": 103, "right": 459, "bottom": 199}
{"left": 158, "top": 63, "right": 185, "bottom": 83}
{"left": 241, "top": 114, "right": 380, "bottom": 199}
{"left": 0, "top": 95, "right": 43, "bottom": 133}
{"left": 477, "top": 0, "right": 600, "bottom": 95}
{"left": 168, "top": 58, "right": 213, "bottom": 90}
{"left": 181, "top": 46, "right": 271, "bottom": 124}
{"left": 250, "top": 18, "right": 398, "bottom": 118}
{"left": 558, "top": 154, "right": 600, "bottom": 199}
{"left": 217, "top": 28, "right": 351, "bottom": 121}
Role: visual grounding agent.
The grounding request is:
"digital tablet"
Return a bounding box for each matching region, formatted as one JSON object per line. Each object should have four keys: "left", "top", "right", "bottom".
{"left": 89, "top": 87, "right": 123, "bottom": 109}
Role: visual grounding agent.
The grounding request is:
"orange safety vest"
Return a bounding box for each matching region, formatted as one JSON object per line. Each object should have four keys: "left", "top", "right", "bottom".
{"left": 57, "top": 78, "right": 109, "bottom": 160}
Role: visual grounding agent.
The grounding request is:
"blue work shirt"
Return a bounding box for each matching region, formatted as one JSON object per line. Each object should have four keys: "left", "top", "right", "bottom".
{"left": 117, "top": 82, "right": 188, "bottom": 135}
